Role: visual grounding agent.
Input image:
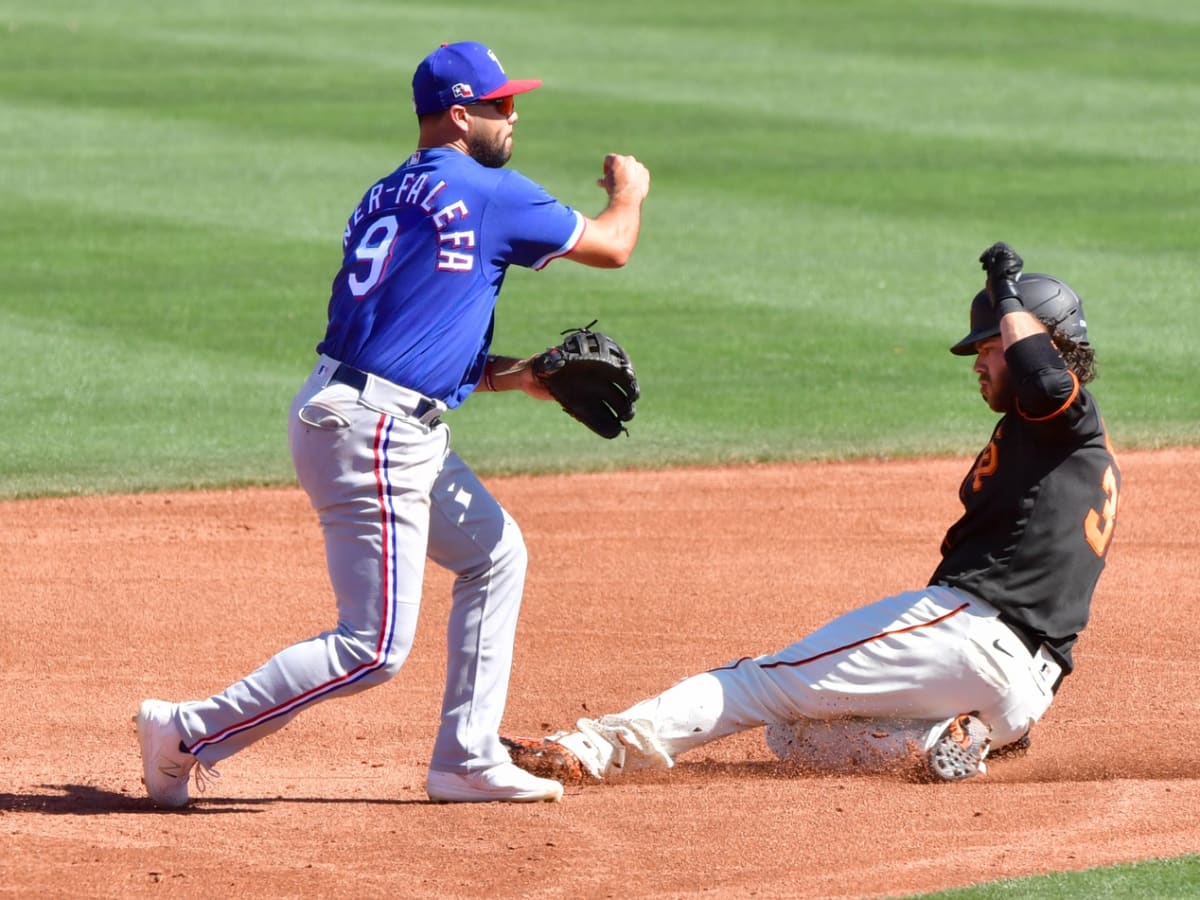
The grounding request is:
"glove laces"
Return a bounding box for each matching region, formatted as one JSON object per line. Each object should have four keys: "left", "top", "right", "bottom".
{"left": 560, "top": 319, "right": 599, "bottom": 336}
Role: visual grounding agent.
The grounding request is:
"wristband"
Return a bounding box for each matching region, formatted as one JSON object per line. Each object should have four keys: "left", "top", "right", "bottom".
{"left": 989, "top": 275, "right": 1022, "bottom": 315}
{"left": 995, "top": 294, "right": 1025, "bottom": 318}
{"left": 484, "top": 355, "right": 497, "bottom": 392}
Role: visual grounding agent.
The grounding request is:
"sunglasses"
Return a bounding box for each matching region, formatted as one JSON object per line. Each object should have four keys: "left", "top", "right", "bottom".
{"left": 475, "top": 95, "right": 514, "bottom": 117}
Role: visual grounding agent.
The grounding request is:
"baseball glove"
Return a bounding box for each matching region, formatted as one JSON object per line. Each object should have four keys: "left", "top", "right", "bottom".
{"left": 501, "top": 736, "right": 593, "bottom": 783}
{"left": 531, "top": 323, "right": 639, "bottom": 439}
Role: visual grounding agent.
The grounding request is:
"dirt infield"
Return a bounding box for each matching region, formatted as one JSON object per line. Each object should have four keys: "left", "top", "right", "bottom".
{"left": 2, "top": 449, "right": 1197, "bottom": 898}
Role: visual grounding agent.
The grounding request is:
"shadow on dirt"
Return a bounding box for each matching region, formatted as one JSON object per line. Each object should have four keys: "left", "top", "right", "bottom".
{"left": 0, "top": 785, "right": 438, "bottom": 814}
{"left": 0, "top": 785, "right": 262, "bottom": 814}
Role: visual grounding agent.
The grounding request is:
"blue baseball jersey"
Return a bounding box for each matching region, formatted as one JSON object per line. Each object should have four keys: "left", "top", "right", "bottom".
{"left": 316, "top": 148, "right": 585, "bottom": 407}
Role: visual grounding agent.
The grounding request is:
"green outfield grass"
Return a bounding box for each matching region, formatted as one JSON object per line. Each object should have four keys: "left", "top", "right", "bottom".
{"left": 902, "top": 852, "right": 1200, "bottom": 899}
{"left": 1, "top": 1, "right": 1197, "bottom": 894}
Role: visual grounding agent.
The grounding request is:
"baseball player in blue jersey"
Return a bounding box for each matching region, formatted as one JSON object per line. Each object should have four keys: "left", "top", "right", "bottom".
{"left": 137, "top": 41, "right": 650, "bottom": 806}
{"left": 504, "top": 243, "right": 1120, "bottom": 786}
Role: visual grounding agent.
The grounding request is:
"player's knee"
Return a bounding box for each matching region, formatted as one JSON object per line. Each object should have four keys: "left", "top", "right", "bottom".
{"left": 333, "top": 627, "right": 413, "bottom": 685}
{"left": 457, "top": 516, "right": 528, "bottom": 582}
{"left": 350, "top": 645, "right": 410, "bottom": 687}
{"left": 494, "top": 518, "right": 528, "bottom": 574}
{"left": 373, "top": 645, "right": 410, "bottom": 681}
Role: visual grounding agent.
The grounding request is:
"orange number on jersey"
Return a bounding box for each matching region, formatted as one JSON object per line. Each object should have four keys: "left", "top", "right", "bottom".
{"left": 971, "top": 440, "right": 999, "bottom": 492}
{"left": 1084, "top": 464, "right": 1119, "bottom": 556}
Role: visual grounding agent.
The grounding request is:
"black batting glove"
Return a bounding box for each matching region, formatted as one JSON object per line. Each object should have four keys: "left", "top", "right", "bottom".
{"left": 979, "top": 241, "right": 1024, "bottom": 315}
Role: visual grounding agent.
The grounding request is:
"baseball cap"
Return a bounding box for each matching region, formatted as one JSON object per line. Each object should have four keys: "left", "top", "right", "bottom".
{"left": 412, "top": 41, "right": 542, "bottom": 116}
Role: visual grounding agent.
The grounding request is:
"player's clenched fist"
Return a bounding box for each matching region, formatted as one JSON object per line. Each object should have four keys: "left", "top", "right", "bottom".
{"left": 980, "top": 241, "right": 1023, "bottom": 281}
{"left": 598, "top": 153, "right": 650, "bottom": 203}
{"left": 979, "top": 241, "right": 1024, "bottom": 312}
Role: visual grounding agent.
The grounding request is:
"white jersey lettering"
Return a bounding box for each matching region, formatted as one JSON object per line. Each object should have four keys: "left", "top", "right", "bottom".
{"left": 404, "top": 173, "right": 429, "bottom": 205}
{"left": 367, "top": 183, "right": 385, "bottom": 214}
{"left": 431, "top": 199, "right": 468, "bottom": 231}
{"left": 419, "top": 179, "right": 448, "bottom": 212}
{"left": 437, "top": 251, "right": 473, "bottom": 272}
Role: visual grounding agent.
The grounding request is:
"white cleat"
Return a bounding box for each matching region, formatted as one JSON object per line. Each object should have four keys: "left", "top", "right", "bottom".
{"left": 136, "top": 699, "right": 196, "bottom": 809}
{"left": 426, "top": 761, "right": 564, "bottom": 803}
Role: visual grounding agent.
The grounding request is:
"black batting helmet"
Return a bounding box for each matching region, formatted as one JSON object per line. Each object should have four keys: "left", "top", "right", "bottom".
{"left": 950, "top": 273, "right": 1090, "bottom": 356}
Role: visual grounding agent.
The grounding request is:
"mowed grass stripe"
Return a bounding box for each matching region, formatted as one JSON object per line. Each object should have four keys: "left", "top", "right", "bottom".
{"left": 0, "top": 309, "right": 298, "bottom": 498}
{"left": 5, "top": 5, "right": 1199, "bottom": 161}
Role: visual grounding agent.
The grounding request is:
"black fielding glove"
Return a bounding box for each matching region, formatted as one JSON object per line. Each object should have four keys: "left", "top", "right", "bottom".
{"left": 979, "top": 242, "right": 1025, "bottom": 317}
{"left": 531, "top": 324, "right": 639, "bottom": 439}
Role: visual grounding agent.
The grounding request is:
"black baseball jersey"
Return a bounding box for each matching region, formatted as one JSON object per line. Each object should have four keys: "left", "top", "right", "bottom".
{"left": 930, "top": 332, "right": 1120, "bottom": 674}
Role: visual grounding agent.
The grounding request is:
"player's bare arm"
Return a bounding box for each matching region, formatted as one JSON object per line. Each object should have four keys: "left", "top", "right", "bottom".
{"left": 567, "top": 153, "right": 651, "bottom": 268}
{"left": 999, "top": 309, "right": 1049, "bottom": 345}
{"left": 477, "top": 354, "right": 554, "bottom": 401}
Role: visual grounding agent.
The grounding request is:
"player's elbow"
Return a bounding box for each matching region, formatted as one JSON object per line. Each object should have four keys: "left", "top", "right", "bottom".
{"left": 565, "top": 252, "right": 624, "bottom": 268}
{"left": 567, "top": 218, "right": 640, "bottom": 268}
{"left": 568, "top": 243, "right": 635, "bottom": 269}
{"left": 596, "top": 250, "right": 632, "bottom": 269}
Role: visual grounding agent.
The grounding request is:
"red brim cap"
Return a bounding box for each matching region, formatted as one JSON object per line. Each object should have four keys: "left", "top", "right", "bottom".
{"left": 480, "top": 78, "right": 543, "bottom": 100}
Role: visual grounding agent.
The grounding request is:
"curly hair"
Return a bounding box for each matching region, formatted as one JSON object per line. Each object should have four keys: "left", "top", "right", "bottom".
{"left": 1051, "top": 328, "right": 1096, "bottom": 385}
